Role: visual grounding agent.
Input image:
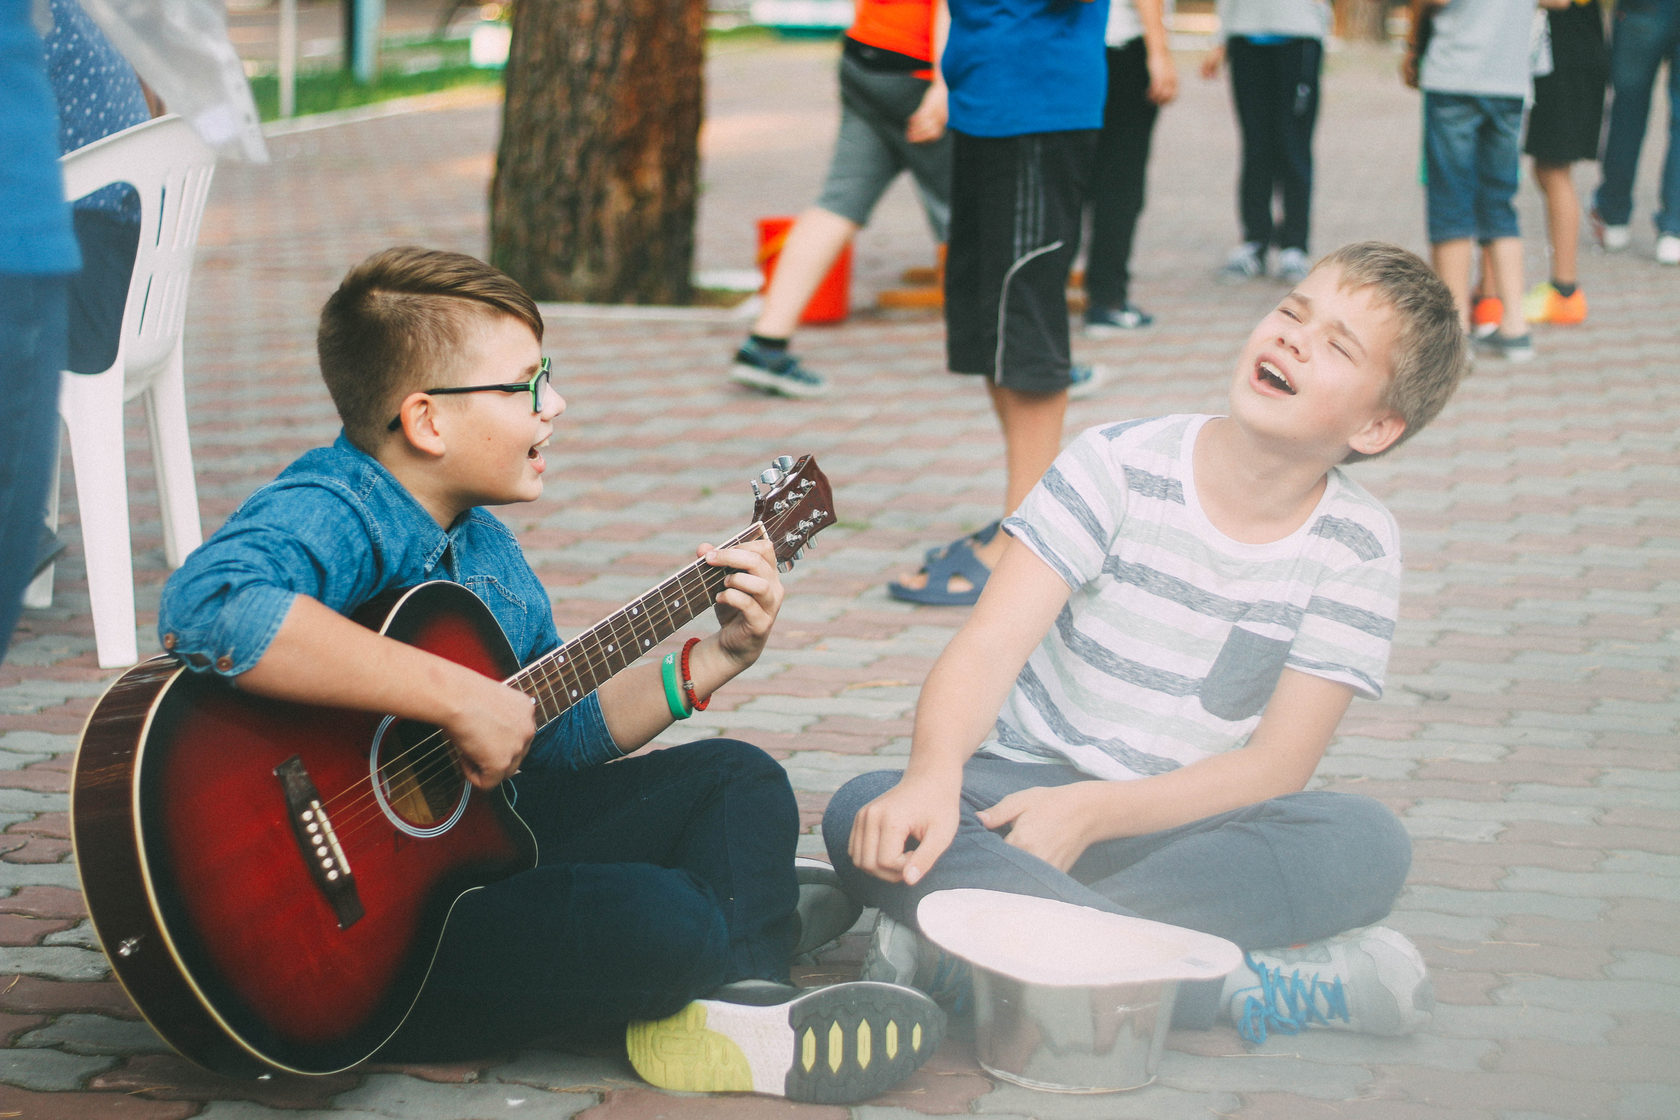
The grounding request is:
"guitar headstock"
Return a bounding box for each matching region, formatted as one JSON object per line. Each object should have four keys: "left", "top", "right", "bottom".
{"left": 752, "top": 455, "right": 837, "bottom": 570}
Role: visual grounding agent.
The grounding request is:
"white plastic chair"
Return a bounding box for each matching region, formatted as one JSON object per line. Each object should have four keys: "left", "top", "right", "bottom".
{"left": 24, "top": 115, "right": 215, "bottom": 668}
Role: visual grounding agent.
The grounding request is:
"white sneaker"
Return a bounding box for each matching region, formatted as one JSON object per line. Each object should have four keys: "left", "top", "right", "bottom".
{"left": 793, "top": 856, "right": 863, "bottom": 958}
{"left": 1275, "top": 248, "right": 1312, "bottom": 285}
{"left": 1218, "top": 241, "right": 1267, "bottom": 283}
{"left": 1656, "top": 234, "right": 1680, "bottom": 266}
{"left": 1593, "top": 210, "right": 1631, "bottom": 252}
{"left": 1067, "top": 362, "right": 1110, "bottom": 400}
{"left": 1225, "top": 925, "right": 1434, "bottom": 1044}
{"left": 860, "top": 912, "right": 970, "bottom": 1008}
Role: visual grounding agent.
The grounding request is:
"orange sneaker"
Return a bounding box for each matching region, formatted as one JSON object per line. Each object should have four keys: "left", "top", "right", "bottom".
{"left": 1523, "top": 282, "right": 1587, "bottom": 325}
{"left": 1471, "top": 295, "right": 1503, "bottom": 338}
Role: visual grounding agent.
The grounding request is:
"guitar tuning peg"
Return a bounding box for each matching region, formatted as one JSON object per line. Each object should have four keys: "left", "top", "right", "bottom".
{"left": 751, "top": 481, "right": 762, "bottom": 500}
{"left": 759, "top": 467, "right": 784, "bottom": 486}
{"left": 775, "top": 455, "right": 795, "bottom": 472}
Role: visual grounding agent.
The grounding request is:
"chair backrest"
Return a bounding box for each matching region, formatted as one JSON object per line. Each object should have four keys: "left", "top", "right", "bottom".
{"left": 60, "top": 115, "right": 217, "bottom": 392}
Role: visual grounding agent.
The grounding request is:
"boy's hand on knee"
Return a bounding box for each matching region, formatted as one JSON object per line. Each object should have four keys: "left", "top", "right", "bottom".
{"left": 849, "top": 777, "right": 958, "bottom": 886}
{"left": 977, "top": 784, "right": 1101, "bottom": 873}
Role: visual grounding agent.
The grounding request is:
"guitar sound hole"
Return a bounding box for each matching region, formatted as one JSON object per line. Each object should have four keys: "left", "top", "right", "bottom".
{"left": 375, "top": 720, "right": 467, "bottom": 830}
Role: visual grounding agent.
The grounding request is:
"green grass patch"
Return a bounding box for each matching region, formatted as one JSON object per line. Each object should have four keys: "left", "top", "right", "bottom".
{"left": 249, "top": 36, "right": 502, "bottom": 122}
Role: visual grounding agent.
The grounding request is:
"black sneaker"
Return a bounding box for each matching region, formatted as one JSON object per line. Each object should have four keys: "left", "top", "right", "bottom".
{"left": 792, "top": 856, "right": 862, "bottom": 958}
{"left": 627, "top": 979, "right": 943, "bottom": 1104}
{"left": 1474, "top": 331, "right": 1535, "bottom": 363}
{"left": 1084, "top": 302, "right": 1154, "bottom": 336}
{"left": 730, "top": 338, "right": 827, "bottom": 398}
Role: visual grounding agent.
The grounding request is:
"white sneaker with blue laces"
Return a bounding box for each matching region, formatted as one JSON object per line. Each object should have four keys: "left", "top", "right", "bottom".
{"left": 1225, "top": 925, "right": 1433, "bottom": 1043}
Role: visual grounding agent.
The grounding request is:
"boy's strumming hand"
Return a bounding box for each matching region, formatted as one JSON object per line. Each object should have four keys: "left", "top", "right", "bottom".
{"left": 443, "top": 671, "right": 538, "bottom": 791}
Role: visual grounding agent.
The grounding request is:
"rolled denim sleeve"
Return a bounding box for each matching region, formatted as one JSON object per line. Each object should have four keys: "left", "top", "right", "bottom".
{"left": 529, "top": 691, "right": 623, "bottom": 772}
{"left": 157, "top": 482, "right": 383, "bottom": 677}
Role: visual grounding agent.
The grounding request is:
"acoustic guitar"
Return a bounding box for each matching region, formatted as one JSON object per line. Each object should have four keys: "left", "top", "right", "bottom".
{"left": 71, "top": 455, "right": 835, "bottom": 1077}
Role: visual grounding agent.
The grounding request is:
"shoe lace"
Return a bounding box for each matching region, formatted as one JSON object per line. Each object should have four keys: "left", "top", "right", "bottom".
{"left": 1234, "top": 951, "right": 1350, "bottom": 1044}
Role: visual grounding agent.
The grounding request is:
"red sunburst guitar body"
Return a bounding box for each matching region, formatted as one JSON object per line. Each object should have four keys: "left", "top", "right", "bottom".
{"left": 70, "top": 455, "right": 836, "bottom": 1077}
{"left": 73, "top": 583, "right": 536, "bottom": 1076}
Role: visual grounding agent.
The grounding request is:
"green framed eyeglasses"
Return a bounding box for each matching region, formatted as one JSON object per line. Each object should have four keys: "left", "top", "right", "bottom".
{"left": 387, "top": 357, "right": 552, "bottom": 431}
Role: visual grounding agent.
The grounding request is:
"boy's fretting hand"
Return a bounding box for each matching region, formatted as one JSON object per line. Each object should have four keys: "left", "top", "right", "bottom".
{"left": 701, "top": 537, "right": 784, "bottom": 670}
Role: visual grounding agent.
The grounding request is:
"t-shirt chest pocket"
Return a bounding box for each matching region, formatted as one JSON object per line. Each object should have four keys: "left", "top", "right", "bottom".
{"left": 1200, "top": 626, "right": 1291, "bottom": 722}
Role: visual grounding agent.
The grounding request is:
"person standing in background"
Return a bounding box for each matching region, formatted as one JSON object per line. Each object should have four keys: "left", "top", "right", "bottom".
{"left": 888, "top": 0, "right": 1109, "bottom": 608}
{"left": 1590, "top": 0, "right": 1680, "bottom": 264}
{"left": 1202, "top": 0, "right": 1330, "bottom": 285}
{"left": 730, "top": 0, "right": 953, "bottom": 398}
{"left": 1083, "top": 0, "right": 1179, "bottom": 335}
{"left": 0, "top": 0, "right": 81, "bottom": 666}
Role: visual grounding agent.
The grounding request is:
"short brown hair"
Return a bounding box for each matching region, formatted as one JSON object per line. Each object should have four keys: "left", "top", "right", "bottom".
{"left": 317, "top": 247, "right": 545, "bottom": 451}
{"left": 1314, "top": 242, "right": 1469, "bottom": 463}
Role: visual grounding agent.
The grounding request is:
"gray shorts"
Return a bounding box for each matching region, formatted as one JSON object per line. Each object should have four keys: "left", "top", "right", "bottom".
{"left": 814, "top": 53, "right": 953, "bottom": 241}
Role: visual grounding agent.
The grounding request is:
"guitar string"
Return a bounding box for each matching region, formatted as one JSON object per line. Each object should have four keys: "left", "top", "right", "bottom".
{"left": 316, "top": 519, "right": 787, "bottom": 843}
{"left": 321, "top": 557, "right": 736, "bottom": 842}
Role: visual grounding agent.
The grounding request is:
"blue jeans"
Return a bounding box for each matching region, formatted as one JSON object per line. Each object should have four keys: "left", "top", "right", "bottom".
{"left": 1423, "top": 92, "right": 1524, "bottom": 244}
{"left": 1594, "top": 0, "right": 1680, "bottom": 234}
{"left": 823, "top": 755, "right": 1412, "bottom": 1028}
{"left": 384, "top": 738, "right": 800, "bottom": 1058}
{"left": 0, "top": 272, "right": 67, "bottom": 666}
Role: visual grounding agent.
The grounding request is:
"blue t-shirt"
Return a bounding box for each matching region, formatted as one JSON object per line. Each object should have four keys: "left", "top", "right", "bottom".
{"left": 0, "top": 0, "right": 79, "bottom": 274}
{"left": 157, "top": 433, "right": 620, "bottom": 776}
{"left": 944, "top": 0, "right": 1110, "bottom": 137}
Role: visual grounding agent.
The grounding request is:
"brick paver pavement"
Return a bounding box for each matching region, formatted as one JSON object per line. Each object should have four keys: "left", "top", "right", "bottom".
{"left": 1, "top": 27, "right": 1676, "bottom": 1120}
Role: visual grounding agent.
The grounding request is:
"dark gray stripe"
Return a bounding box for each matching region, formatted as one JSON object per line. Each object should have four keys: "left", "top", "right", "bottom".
{"left": 1290, "top": 655, "right": 1383, "bottom": 696}
{"left": 1123, "top": 464, "right": 1184, "bottom": 505}
{"left": 1053, "top": 606, "right": 1203, "bottom": 696}
{"left": 1005, "top": 662, "right": 1185, "bottom": 775}
{"left": 1311, "top": 515, "right": 1387, "bottom": 562}
{"left": 1006, "top": 517, "right": 1082, "bottom": 588}
{"left": 1305, "top": 594, "right": 1396, "bottom": 641}
{"left": 1101, "top": 556, "right": 1304, "bottom": 628}
{"left": 1039, "top": 465, "right": 1108, "bottom": 550}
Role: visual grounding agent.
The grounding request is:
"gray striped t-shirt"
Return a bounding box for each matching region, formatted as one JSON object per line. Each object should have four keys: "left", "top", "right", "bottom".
{"left": 988, "top": 414, "right": 1401, "bottom": 781}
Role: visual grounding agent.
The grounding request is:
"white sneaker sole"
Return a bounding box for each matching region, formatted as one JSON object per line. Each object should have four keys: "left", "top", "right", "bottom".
{"left": 730, "top": 362, "right": 827, "bottom": 398}
{"left": 627, "top": 981, "right": 943, "bottom": 1103}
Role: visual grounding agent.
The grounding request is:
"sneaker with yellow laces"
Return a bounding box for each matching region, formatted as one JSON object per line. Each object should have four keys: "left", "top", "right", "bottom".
{"left": 1523, "top": 281, "right": 1587, "bottom": 325}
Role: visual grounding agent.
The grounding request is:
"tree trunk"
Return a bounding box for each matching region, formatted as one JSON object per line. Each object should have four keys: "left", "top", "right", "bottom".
{"left": 490, "top": 0, "right": 704, "bottom": 304}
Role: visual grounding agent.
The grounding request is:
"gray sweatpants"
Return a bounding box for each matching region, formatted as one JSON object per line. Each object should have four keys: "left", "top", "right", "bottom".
{"left": 822, "top": 754, "right": 1412, "bottom": 1028}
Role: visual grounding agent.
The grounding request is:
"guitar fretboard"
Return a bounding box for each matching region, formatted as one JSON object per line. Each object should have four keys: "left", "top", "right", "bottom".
{"left": 511, "top": 524, "right": 767, "bottom": 725}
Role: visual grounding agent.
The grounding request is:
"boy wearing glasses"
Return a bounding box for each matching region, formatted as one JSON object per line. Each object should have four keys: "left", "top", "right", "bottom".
{"left": 156, "top": 247, "right": 941, "bottom": 1100}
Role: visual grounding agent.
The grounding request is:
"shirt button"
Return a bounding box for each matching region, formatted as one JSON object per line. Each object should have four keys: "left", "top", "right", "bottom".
{"left": 162, "top": 633, "right": 177, "bottom": 650}
{"left": 215, "top": 655, "right": 234, "bottom": 672}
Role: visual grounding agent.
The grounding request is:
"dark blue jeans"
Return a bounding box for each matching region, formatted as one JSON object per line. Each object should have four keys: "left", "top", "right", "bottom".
{"left": 1084, "top": 38, "right": 1162, "bottom": 310}
{"left": 823, "top": 755, "right": 1412, "bottom": 1028}
{"left": 1594, "top": 0, "right": 1680, "bottom": 234}
{"left": 0, "top": 272, "right": 67, "bottom": 666}
{"left": 384, "top": 738, "right": 800, "bottom": 1058}
{"left": 1226, "top": 36, "right": 1322, "bottom": 253}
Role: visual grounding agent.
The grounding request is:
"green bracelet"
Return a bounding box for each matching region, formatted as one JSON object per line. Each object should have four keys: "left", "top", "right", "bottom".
{"left": 661, "top": 652, "right": 691, "bottom": 720}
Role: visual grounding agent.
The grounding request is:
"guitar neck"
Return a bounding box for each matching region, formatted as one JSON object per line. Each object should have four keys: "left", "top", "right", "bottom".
{"left": 511, "top": 524, "right": 768, "bottom": 726}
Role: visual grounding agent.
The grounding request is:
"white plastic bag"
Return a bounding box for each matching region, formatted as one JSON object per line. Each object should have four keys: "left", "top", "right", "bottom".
{"left": 77, "top": 0, "right": 266, "bottom": 162}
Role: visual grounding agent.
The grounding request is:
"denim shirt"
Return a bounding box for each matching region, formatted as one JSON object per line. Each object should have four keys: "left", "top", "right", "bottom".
{"left": 157, "top": 433, "right": 620, "bottom": 773}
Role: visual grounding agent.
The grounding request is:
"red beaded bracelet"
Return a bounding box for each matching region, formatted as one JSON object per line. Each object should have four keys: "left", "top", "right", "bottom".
{"left": 679, "top": 636, "right": 711, "bottom": 712}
